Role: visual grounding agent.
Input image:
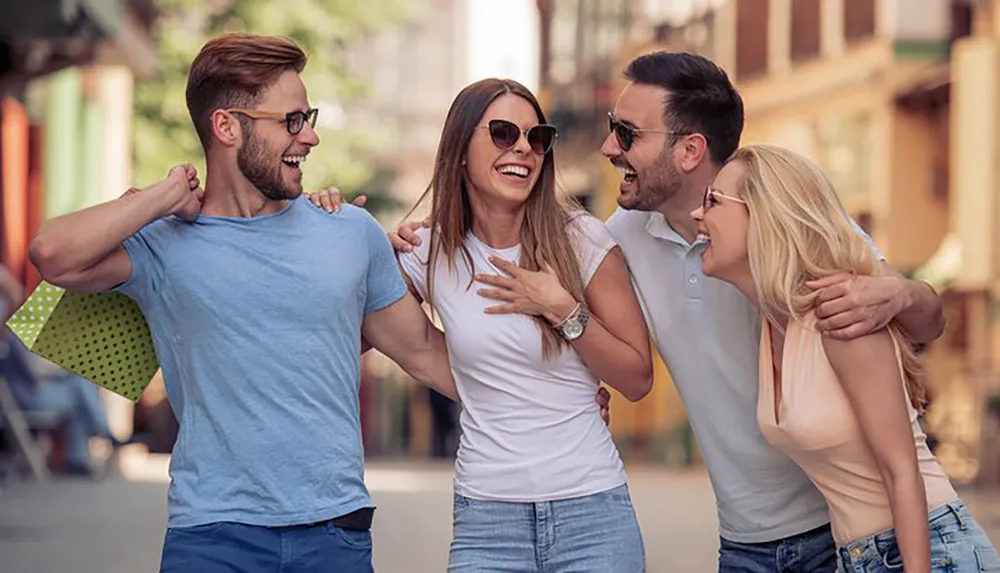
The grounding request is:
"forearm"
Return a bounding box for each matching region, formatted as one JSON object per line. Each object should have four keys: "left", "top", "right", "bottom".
{"left": 397, "top": 324, "right": 458, "bottom": 401}
{"left": 30, "top": 184, "right": 178, "bottom": 280}
{"left": 885, "top": 470, "right": 932, "bottom": 573}
{"left": 545, "top": 304, "right": 652, "bottom": 402}
{"left": 896, "top": 280, "right": 945, "bottom": 344}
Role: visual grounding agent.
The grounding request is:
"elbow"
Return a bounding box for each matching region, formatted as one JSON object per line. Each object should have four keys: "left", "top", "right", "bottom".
{"left": 620, "top": 368, "right": 654, "bottom": 402}
{"left": 928, "top": 309, "right": 947, "bottom": 342}
{"left": 28, "top": 234, "right": 65, "bottom": 282}
{"left": 910, "top": 308, "right": 946, "bottom": 345}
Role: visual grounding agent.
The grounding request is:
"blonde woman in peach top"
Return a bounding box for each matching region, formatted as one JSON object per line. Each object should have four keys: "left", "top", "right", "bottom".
{"left": 691, "top": 144, "right": 999, "bottom": 573}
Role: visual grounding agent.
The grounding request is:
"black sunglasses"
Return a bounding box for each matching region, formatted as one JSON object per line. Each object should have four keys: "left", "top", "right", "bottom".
{"left": 480, "top": 119, "right": 558, "bottom": 155}
{"left": 608, "top": 112, "right": 690, "bottom": 151}
{"left": 226, "top": 108, "right": 319, "bottom": 135}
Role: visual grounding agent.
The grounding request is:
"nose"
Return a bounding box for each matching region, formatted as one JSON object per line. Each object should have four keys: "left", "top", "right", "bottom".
{"left": 691, "top": 205, "right": 705, "bottom": 221}
{"left": 298, "top": 123, "right": 320, "bottom": 147}
{"left": 600, "top": 131, "right": 621, "bottom": 158}
{"left": 512, "top": 131, "right": 532, "bottom": 155}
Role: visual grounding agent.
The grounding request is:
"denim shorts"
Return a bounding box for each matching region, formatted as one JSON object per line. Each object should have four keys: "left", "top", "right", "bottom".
{"left": 836, "top": 500, "right": 1000, "bottom": 572}
{"left": 448, "top": 483, "right": 645, "bottom": 572}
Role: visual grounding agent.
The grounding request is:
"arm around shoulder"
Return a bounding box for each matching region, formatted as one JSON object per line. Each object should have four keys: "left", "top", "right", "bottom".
{"left": 880, "top": 262, "right": 945, "bottom": 344}
{"left": 362, "top": 290, "right": 457, "bottom": 400}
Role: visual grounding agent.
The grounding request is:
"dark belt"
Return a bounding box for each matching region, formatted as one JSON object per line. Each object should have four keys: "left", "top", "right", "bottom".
{"left": 330, "top": 507, "right": 374, "bottom": 531}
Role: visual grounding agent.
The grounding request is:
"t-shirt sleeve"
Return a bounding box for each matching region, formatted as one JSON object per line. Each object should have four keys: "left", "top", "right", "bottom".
{"left": 848, "top": 216, "right": 885, "bottom": 262}
{"left": 112, "top": 223, "right": 166, "bottom": 306}
{"left": 396, "top": 227, "right": 432, "bottom": 303}
{"left": 361, "top": 210, "right": 408, "bottom": 315}
{"left": 569, "top": 212, "right": 619, "bottom": 287}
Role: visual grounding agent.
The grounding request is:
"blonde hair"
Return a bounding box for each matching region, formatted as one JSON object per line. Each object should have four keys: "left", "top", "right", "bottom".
{"left": 731, "top": 144, "right": 926, "bottom": 411}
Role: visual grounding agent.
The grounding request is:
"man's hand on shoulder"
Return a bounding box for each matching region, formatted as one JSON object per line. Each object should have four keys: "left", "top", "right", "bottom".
{"left": 162, "top": 163, "right": 205, "bottom": 221}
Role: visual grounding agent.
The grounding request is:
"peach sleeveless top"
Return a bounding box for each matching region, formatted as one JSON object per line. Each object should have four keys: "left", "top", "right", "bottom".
{"left": 757, "top": 315, "right": 956, "bottom": 545}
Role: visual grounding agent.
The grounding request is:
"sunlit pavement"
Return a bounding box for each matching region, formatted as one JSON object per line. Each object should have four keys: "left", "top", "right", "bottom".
{"left": 1, "top": 450, "right": 998, "bottom": 573}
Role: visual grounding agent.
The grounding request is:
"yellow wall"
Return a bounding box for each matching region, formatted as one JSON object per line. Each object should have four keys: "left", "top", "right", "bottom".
{"left": 884, "top": 109, "right": 950, "bottom": 270}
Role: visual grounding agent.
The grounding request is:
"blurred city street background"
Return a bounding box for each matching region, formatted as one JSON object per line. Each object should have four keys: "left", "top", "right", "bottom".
{"left": 3, "top": 0, "right": 1000, "bottom": 571}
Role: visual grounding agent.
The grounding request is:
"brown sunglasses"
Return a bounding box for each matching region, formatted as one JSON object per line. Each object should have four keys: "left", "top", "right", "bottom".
{"left": 478, "top": 119, "right": 558, "bottom": 155}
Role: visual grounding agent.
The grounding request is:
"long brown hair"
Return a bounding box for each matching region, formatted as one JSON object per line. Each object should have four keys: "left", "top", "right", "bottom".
{"left": 408, "top": 78, "right": 586, "bottom": 358}
{"left": 733, "top": 144, "right": 927, "bottom": 411}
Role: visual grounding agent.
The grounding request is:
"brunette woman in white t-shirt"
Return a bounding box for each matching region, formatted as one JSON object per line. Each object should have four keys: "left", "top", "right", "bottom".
{"left": 386, "top": 78, "right": 652, "bottom": 572}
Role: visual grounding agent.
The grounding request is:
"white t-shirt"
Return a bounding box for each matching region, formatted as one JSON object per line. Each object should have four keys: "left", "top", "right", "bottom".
{"left": 398, "top": 213, "right": 627, "bottom": 501}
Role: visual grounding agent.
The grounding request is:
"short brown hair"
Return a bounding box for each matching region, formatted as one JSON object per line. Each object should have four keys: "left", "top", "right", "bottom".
{"left": 185, "top": 34, "right": 308, "bottom": 149}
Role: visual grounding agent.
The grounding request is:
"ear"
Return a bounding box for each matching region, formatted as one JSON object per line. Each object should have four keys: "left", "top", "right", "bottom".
{"left": 211, "top": 109, "right": 242, "bottom": 148}
{"left": 678, "top": 134, "right": 710, "bottom": 174}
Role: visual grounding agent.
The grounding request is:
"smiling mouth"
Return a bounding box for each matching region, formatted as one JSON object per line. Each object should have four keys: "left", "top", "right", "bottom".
{"left": 697, "top": 233, "right": 711, "bottom": 243}
{"left": 497, "top": 164, "right": 531, "bottom": 179}
{"left": 615, "top": 164, "right": 637, "bottom": 183}
{"left": 282, "top": 155, "right": 306, "bottom": 169}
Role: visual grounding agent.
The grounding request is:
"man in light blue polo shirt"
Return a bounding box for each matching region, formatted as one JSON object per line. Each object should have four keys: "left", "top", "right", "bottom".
{"left": 600, "top": 51, "right": 945, "bottom": 572}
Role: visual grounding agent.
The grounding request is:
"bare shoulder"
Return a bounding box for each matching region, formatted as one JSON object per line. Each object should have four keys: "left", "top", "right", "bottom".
{"left": 821, "top": 327, "right": 896, "bottom": 375}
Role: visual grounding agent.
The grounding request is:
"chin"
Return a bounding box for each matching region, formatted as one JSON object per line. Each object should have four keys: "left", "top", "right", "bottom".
{"left": 494, "top": 186, "right": 532, "bottom": 206}
{"left": 701, "top": 260, "right": 717, "bottom": 277}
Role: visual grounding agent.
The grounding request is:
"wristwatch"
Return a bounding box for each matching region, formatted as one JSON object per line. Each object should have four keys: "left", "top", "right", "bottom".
{"left": 554, "top": 303, "right": 590, "bottom": 341}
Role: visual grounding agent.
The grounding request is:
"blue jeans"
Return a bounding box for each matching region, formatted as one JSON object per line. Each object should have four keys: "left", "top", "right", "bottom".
{"left": 836, "top": 500, "right": 1000, "bottom": 572}
{"left": 719, "top": 523, "right": 837, "bottom": 572}
{"left": 448, "top": 484, "right": 645, "bottom": 572}
{"left": 159, "top": 520, "right": 373, "bottom": 573}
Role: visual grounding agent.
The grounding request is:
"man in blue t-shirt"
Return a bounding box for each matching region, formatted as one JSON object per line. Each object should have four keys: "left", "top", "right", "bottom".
{"left": 28, "top": 33, "right": 456, "bottom": 573}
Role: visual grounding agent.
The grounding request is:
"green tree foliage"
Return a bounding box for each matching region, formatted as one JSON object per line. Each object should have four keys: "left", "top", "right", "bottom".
{"left": 132, "top": 0, "right": 411, "bottom": 209}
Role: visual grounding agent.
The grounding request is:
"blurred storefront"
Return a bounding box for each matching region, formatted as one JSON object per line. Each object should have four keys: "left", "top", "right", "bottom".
{"left": 0, "top": 0, "right": 159, "bottom": 443}
{"left": 939, "top": 0, "right": 1000, "bottom": 486}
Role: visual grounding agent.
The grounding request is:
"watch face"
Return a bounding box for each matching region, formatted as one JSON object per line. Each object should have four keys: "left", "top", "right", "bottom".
{"left": 564, "top": 320, "right": 584, "bottom": 339}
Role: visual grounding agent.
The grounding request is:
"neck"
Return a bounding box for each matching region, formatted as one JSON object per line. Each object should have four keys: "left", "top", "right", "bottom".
{"left": 722, "top": 263, "right": 789, "bottom": 331}
{"left": 200, "top": 157, "right": 288, "bottom": 218}
{"left": 467, "top": 193, "right": 525, "bottom": 249}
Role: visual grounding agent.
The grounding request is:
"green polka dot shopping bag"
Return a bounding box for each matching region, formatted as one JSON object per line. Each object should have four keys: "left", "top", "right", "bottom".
{"left": 5, "top": 281, "right": 158, "bottom": 401}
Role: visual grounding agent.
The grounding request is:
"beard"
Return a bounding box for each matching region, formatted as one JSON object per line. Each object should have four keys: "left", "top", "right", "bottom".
{"left": 237, "top": 127, "right": 300, "bottom": 202}
{"left": 618, "top": 149, "right": 683, "bottom": 212}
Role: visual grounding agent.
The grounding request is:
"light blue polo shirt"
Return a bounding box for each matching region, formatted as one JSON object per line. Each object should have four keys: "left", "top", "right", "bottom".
{"left": 606, "top": 207, "right": 882, "bottom": 543}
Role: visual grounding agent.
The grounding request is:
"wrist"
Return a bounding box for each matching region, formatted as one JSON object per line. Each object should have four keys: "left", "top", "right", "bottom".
{"left": 148, "top": 178, "right": 188, "bottom": 218}
{"left": 898, "top": 276, "right": 919, "bottom": 313}
{"left": 545, "top": 295, "right": 580, "bottom": 326}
